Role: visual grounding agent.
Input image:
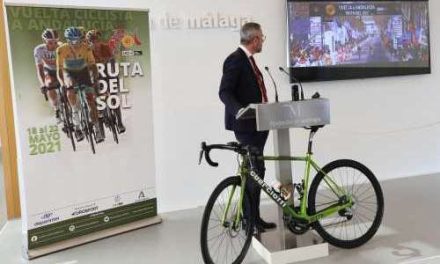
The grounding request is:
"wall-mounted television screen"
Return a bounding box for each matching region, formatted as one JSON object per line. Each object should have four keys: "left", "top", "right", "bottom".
{"left": 287, "top": 0, "right": 431, "bottom": 82}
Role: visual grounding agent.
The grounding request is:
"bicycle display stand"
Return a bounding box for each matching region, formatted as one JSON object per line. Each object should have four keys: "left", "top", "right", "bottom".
{"left": 251, "top": 222, "right": 328, "bottom": 264}
{"left": 239, "top": 99, "right": 331, "bottom": 264}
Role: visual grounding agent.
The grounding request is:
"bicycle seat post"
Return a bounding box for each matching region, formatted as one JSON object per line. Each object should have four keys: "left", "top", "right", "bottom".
{"left": 307, "top": 126, "right": 320, "bottom": 155}
{"left": 244, "top": 146, "right": 259, "bottom": 172}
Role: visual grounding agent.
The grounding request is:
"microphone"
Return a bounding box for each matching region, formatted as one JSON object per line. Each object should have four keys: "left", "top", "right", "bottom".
{"left": 264, "top": 66, "right": 279, "bottom": 102}
{"left": 292, "top": 84, "right": 299, "bottom": 101}
{"left": 279, "top": 66, "right": 304, "bottom": 101}
{"left": 278, "top": 66, "right": 290, "bottom": 76}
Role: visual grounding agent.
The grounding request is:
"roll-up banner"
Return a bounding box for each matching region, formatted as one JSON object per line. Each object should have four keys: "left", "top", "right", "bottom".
{"left": 3, "top": 4, "right": 160, "bottom": 258}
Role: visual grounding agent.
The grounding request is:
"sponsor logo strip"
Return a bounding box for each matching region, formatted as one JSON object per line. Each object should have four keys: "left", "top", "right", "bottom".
{"left": 28, "top": 199, "right": 157, "bottom": 249}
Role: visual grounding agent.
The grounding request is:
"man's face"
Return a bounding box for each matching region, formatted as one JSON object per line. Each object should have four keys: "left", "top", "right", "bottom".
{"left": 87, "top": 39, "right": 96, "bottom": 49}
{"left": 253, "top": 30, "right": 265, "bottom": 53}
{"left": 68, "top": 38, "right": 82, "bottom": 48}
{"left": 45, "top": 39, "right": 58, "bottom": 50}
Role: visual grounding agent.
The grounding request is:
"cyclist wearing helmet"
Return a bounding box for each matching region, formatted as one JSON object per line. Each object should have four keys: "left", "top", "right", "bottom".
{"left": 56, "top": 26, "right": 104, "bottom": 143}
{"left": 86, "top": 29, "right": 126, "bottom": 133}
{"left": 34, "top": 28, "right": 61, "bottom": 122}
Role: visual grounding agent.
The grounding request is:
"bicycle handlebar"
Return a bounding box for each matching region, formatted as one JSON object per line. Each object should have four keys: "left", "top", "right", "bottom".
{"left": 199, "top": 141, "right": 247, "bottom": 167}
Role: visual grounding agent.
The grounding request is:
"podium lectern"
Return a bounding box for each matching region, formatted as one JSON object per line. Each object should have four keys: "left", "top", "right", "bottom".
{"left": 237, "top": 99, "right": 330, "bottom": 264}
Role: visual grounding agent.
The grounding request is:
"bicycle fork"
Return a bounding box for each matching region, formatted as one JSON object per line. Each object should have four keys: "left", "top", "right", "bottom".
{"left": 218, "top": 177, "right": 245, "bottom": 228}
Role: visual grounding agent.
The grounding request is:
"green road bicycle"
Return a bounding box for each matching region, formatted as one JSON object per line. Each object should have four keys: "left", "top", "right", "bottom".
{"left": 199, "top": 126, "right": 384, "bottom": 264}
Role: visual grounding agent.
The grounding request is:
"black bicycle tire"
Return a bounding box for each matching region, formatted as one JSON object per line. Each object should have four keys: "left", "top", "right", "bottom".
{"left": 81, "top": 97, "right": 95, "bottom": 154}
{"left": 88, "top": 122, "right": 96, "bottom": 154}
{"left": 99, "top": 119, "right": 106, "bottom": 139}
{"left": 109, "top": 108, "right": 119, "bottom": 144}
{"left": 200, "top": 176, "right": 254, "bottom": 264}
{"left": 308, "top": 159, "right": 384, "bottom": 248}
{"left": 64, "top": 102, "right": 76, "bottom": 152}
{"left": 61, "top": 90, "right": 76, "bottom": 152}
{"left": 114, "top": 108, "right": 124, "bottom": 135}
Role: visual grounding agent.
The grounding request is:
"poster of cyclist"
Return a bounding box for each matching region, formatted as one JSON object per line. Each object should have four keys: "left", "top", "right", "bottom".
{"left": 4, "top": 5, "right": 160, "bottom": 255}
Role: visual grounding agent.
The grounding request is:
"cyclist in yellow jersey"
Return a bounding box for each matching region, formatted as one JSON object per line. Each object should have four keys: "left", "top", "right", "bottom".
{"left": 57, "top": 26, "right": 104, "bottom": 143}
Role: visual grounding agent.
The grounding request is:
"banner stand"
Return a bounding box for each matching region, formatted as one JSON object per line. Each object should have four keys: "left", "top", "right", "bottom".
{"left": 4, "top": 4, "right": 160, "bottom": 257}
{"left": 27, "top": 216, "right": 162, "bottom": 259}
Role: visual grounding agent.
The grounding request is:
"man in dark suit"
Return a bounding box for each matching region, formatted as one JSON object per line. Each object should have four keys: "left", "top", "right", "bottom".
{"left": 219, "top": 22, "right": 276, "bottom": 232}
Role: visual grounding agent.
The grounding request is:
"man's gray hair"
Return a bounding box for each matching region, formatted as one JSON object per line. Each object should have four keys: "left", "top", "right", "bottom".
{"left": 240, "top": 22, "right": 261, "bottom": 45}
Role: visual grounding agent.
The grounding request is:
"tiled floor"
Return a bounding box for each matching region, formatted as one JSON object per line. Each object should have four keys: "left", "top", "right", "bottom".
{"left": 1, "top": 174, "right": 440, "bottom": 264}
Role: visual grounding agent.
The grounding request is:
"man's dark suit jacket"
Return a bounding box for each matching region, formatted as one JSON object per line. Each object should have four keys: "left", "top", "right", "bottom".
{"left": 219, "top": 48, "right": 264, "bottom": 132}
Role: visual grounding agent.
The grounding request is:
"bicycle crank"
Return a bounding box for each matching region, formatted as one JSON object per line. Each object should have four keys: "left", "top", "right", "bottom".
{"left": 283, "top": 212, "right": 309, "bottom": 235}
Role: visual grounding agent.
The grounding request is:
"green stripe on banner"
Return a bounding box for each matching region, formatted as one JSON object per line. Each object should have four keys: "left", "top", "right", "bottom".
{"left": 28, "top": 199, "right": 157, "bottom": 249}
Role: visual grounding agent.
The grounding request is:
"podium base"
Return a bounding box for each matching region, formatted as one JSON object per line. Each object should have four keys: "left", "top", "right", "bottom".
{"left": 26, "top": 215, "right": 162, "bottom": 260}
{"left": 252, "top": 228, "right": 329, "bottom": 264}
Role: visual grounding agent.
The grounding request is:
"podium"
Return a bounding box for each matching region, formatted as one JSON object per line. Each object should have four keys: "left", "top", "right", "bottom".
{"left": 236, "top": 98, "right": 330, "bottom": 264}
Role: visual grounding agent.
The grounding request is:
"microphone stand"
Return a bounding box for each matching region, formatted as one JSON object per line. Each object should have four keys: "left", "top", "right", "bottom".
{"left": 264, "top": 66, "right": 279, "bottom": 102}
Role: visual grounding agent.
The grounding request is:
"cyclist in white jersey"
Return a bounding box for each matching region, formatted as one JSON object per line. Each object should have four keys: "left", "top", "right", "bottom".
{"left": 34, "top": 28, "right": 61, "bottom": 122}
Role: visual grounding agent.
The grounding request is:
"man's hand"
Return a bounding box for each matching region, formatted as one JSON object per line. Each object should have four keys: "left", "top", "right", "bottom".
{"left": 235, "top": 104, "right": 258, "bottom": 120}
{"left": 236, "top": 107, "right": 247, "bottom": 118}
{"left": 40, "top": 85, "right": 48, "bottom": 101}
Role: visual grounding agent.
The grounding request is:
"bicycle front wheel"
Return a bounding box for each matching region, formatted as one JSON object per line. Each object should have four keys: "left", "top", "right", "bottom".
{"left": 308, "top": 159, "right": 384, "bottom": 248}
{"left": 60, "top": 88, "right": 76, "bottom": 151}
{"left": 200, "top": 176, "right": 254, "bottom": 264}
{"left": 80, "top": 101, "right": 95, "bottom": 154}
{"left": 62, "top": 100, "right": 76, "bottom": 152}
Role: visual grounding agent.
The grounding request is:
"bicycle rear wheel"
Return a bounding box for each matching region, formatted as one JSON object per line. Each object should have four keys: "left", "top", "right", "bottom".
{"left": 108, "top": 108, "right": 119, "bottom": 144}
{"left": 308, "top": 159, "right": 384, "bottom": 248}
{"left": 200, "top": 176, "right": 254, "bottom": 264}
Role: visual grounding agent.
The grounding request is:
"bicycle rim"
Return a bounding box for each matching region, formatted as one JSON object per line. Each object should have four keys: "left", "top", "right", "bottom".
{"left": 109, "top": 109, "right": 119, "bottom": 143}
{"left": 309, "top": 159, "right": 384, "bottom": 248}
{"left": 81, "top": 101, "right": 95, "bottom": 154}
{"left": 61, "top": 91, "right": 76, "bottom": 151}
{"left": 201, "top": 176, "right": 253, "bottom": 264}
{"left": 65, "top": 105, "right": 76, "bottom": 151}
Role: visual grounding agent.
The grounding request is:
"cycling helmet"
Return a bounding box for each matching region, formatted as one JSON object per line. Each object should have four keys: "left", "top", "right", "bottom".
{"left": 64, "top": 27, "right": 82, "bottom": 43}
{"left": 86, "top": 29, "right": 102, "bottom": 43}
{"left": 41, "top": 28, "right": 59, "bottom": 41}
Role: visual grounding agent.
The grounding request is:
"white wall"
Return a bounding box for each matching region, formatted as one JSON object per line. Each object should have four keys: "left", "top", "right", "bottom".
{"left": 5, "top": 0, "right": 440, "bottom": 213}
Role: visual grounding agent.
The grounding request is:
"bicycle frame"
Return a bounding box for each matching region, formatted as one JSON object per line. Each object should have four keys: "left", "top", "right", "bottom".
{"left": 262, "top": 154, "right": 352, "bottom": 223}
{"left": 75, "top": 85, "right": 90, "bottom": 114}
{"left": 227, "top": 153, "right": 354, "bottom": 227}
